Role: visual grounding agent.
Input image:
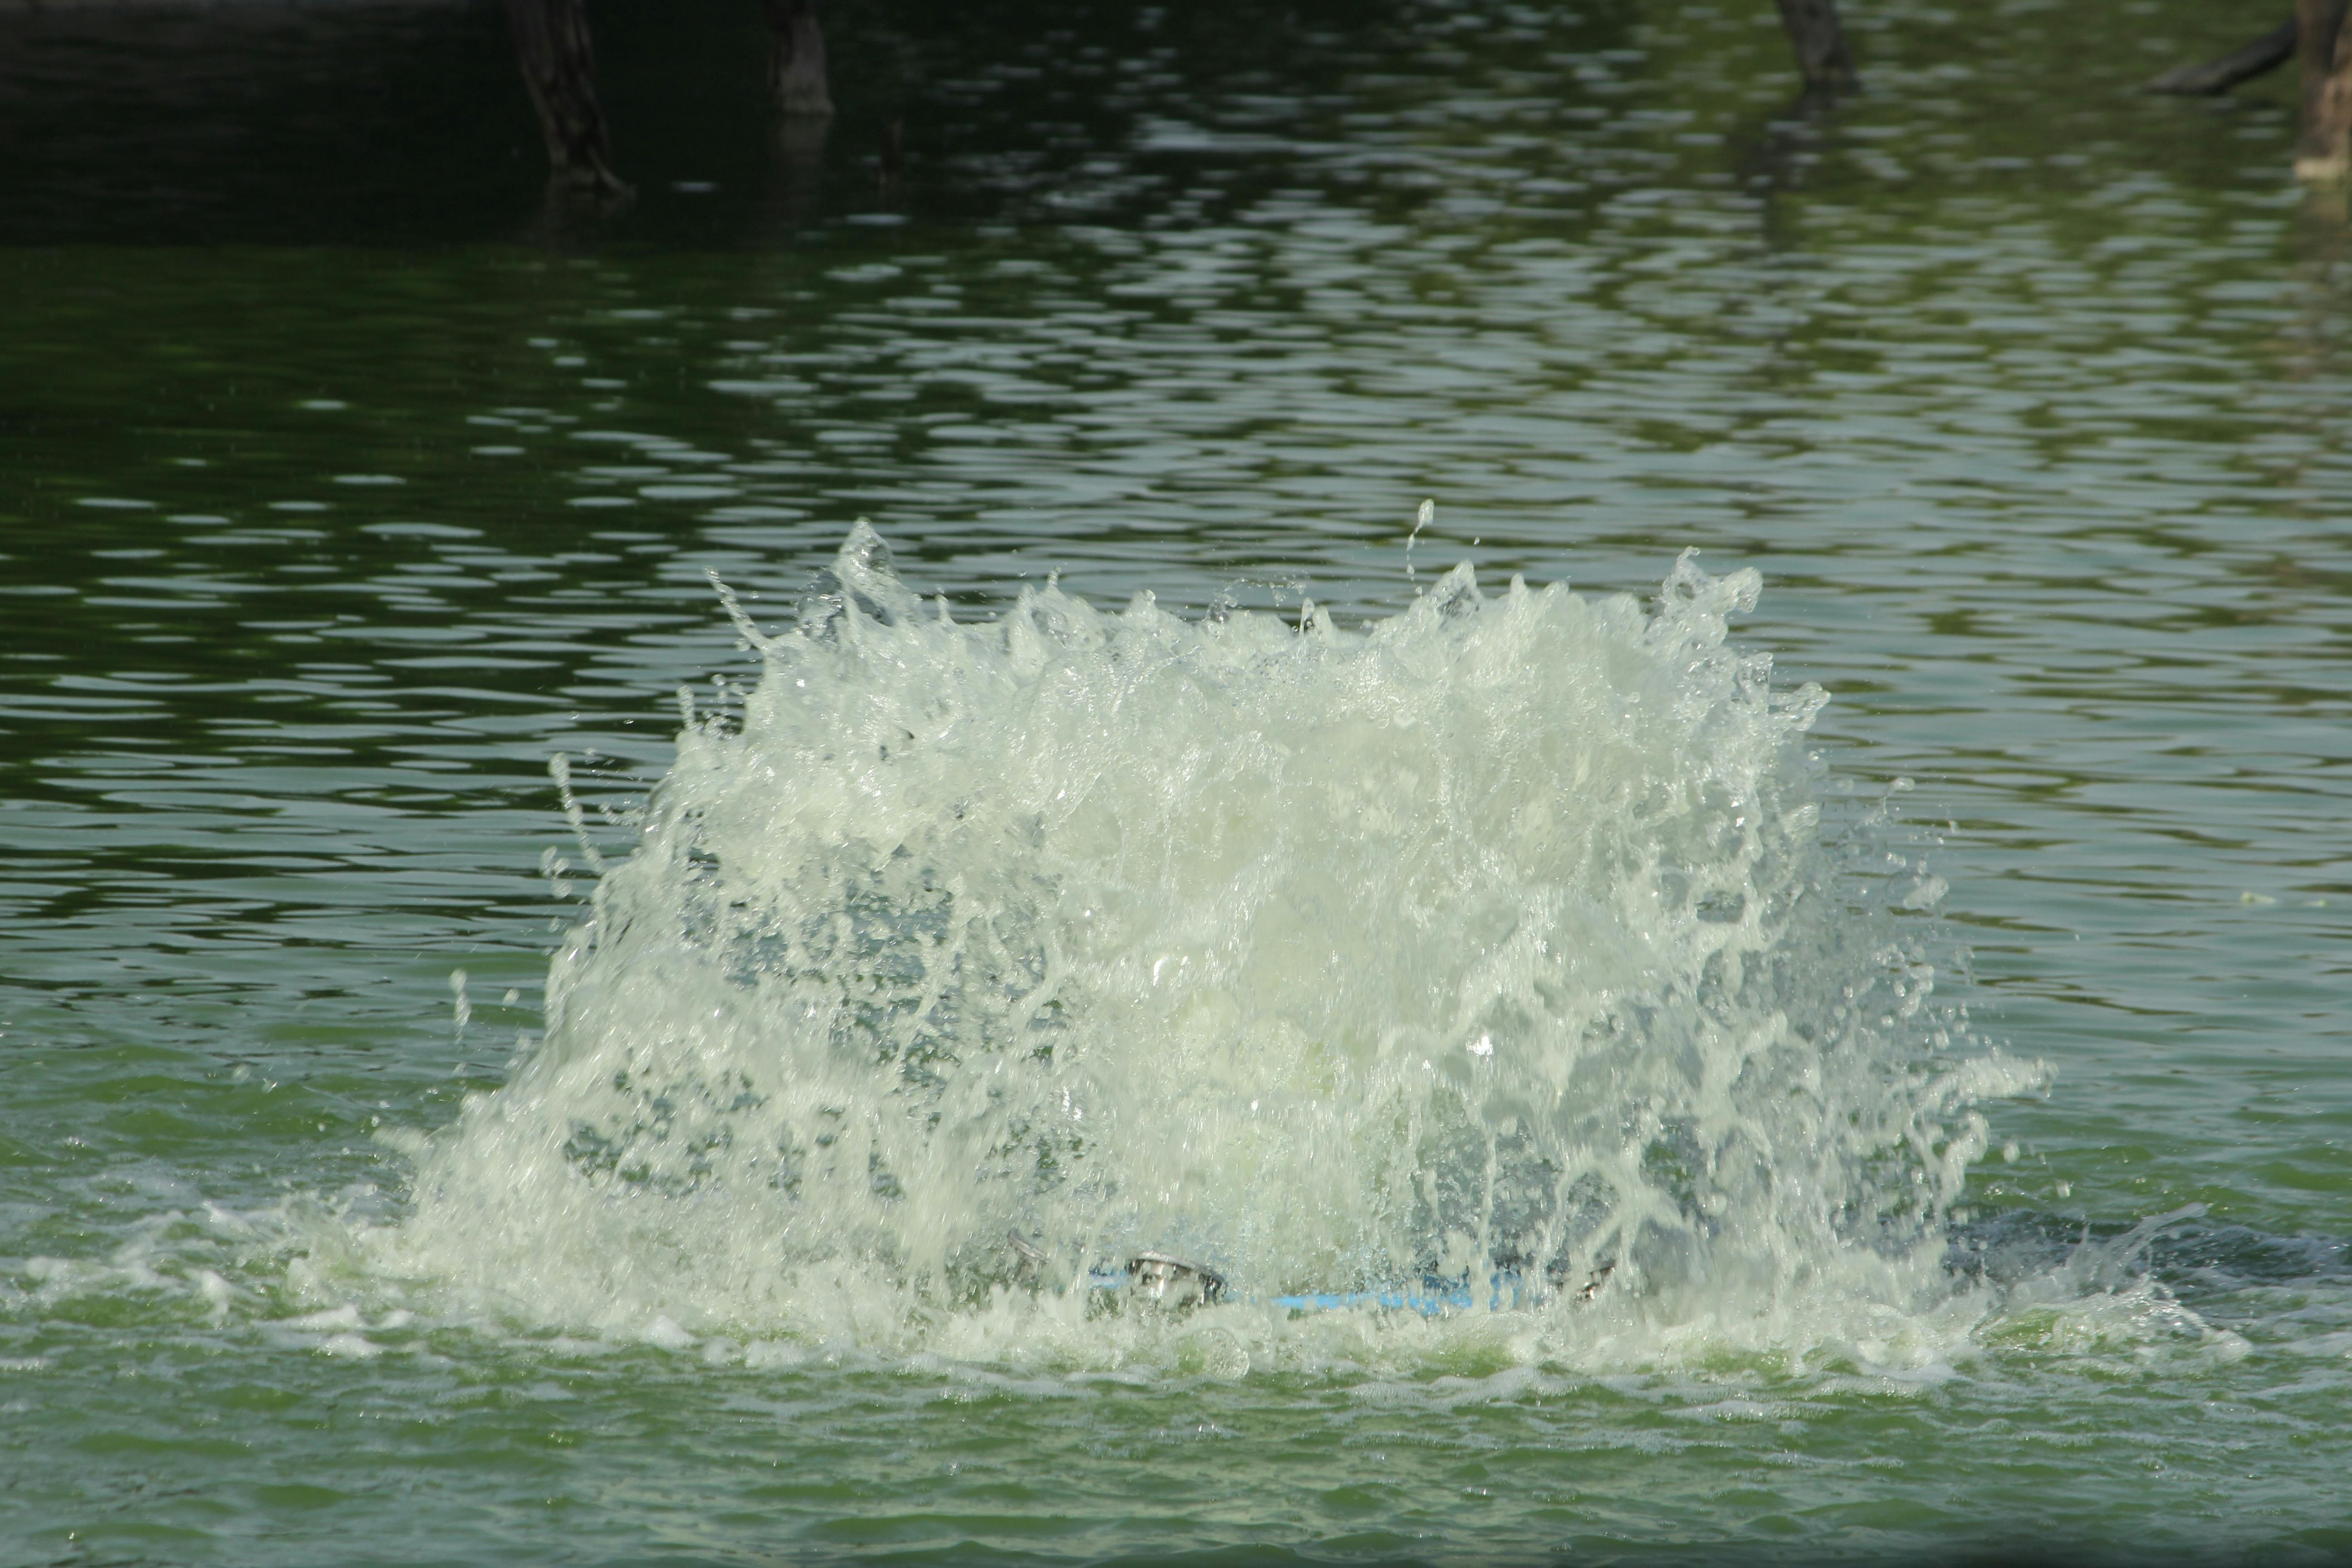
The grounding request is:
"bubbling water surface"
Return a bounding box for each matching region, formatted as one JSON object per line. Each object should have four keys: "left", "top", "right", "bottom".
{"left": 364, "top": 526, "right": 2047, "bottom": 1367}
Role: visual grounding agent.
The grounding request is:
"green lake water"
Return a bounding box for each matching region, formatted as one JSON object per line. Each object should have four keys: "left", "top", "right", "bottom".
{"left": 2, "top": 0, "right": 2349, "bottom": 1562}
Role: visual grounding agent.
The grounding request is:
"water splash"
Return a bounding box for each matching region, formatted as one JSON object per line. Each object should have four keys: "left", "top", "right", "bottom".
{"left": 362, "top": 525, "right": 2047, "bottom": 1362}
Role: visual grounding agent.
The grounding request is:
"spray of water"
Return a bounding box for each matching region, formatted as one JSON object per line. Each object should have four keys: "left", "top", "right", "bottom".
{"left": 360, "top": 524, "right": 2048, "bottom": 1365}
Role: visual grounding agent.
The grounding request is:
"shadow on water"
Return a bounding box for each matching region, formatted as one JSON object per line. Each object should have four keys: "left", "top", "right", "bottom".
{"left": 0, "top": 0, "right": 546, "bottom": 244}
{"left": 0, "top": 0, "right": 1655, "bottom": 246}
{"left": 10, "top": 0, "right": 2332, "bottom": 250}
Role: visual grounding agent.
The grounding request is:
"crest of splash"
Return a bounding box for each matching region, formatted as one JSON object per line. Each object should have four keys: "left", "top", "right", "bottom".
{"left": 368, "top": 524, "right": 2044, "bottom": 1359}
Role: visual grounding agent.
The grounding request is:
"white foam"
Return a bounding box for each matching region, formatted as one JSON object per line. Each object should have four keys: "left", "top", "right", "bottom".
{"left": 359, "top": 526, "right": 2056, "bottom": 1372}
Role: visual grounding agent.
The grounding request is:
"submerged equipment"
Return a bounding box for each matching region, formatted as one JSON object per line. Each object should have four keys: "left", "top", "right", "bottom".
{"left": 1006, "top": 1232, "right": 1610, "bottom": 1316}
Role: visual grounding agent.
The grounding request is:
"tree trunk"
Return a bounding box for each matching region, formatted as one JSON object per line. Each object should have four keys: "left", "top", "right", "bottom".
{"left": 2297, "top": 0, "right": 2352, "bottom": 177}
{"left": 767, "top": 0, "right": 834, "bottom": 118}
{"left": 1775, "top": 0, "right": 1856, "bottom": 91}
{"left": 502, "top": 0, "right": 625, "bottom": 195}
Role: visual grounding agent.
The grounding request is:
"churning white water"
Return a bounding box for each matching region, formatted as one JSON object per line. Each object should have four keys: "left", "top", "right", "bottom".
{"left": 363, "top": 525, "right": 2048, "bottom": 1367}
